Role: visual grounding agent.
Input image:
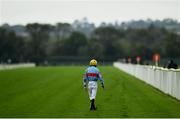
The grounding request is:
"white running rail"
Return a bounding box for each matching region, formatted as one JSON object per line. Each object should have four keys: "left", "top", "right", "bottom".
{"left": 0, "top": 63, "right": 36, "bottom": 70}
{"left": 114, "top": 62, "right": 180, "bottom": 100}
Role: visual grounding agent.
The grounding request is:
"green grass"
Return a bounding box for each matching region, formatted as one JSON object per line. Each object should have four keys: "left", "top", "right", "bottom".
{"left": 0, "top": 66, "right": 180, "bottom": 118}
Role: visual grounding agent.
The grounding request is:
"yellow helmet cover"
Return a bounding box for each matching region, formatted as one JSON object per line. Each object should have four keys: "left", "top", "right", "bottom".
{"left": 89, "top": 59, "right": 97, "bottom": 66}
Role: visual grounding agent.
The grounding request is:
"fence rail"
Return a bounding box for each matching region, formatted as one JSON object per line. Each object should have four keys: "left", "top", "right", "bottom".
{"left": 113, "top": 62, "right": 180, "bottom": 100}
{"left": 0, "top": 63, "right": 36, "bottom": 70}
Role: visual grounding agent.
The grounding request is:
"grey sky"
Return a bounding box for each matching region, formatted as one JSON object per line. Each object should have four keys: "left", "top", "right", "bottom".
{"left": 0, "top": 0, "right": 180, "bottom": 25}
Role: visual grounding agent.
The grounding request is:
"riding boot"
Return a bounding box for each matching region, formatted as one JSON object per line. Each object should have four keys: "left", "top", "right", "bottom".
{"left": 92, "top": 99, "right": 96, "bottom": 110}
{"left": 90, "top": 100, "right": 93, "bottom": 110}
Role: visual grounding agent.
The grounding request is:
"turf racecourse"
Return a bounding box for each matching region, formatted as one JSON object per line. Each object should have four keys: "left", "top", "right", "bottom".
{"left": 0, "top": 66, "right": 180, "bottom": 118}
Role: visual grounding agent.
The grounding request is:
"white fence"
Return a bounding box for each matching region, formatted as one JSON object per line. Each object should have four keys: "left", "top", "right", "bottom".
{"left": 113, "top": 62, "right": 180, "bottom": 100}
{"left": 0, "top": 63, "right": 36, "bottom": 70}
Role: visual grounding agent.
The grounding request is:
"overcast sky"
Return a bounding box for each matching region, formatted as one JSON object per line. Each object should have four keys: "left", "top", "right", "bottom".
{"left": 0, "top": 0, "right": 180, "bottom": 26}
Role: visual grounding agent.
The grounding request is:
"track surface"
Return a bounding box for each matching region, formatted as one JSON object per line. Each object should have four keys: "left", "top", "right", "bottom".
{"left": 0, "top": 66, "right": 180, "bottom": 118}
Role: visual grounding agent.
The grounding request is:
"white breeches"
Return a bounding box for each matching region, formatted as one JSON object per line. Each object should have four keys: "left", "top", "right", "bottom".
{"left": 88, "top": 81, "right": 98, "bottom": 100}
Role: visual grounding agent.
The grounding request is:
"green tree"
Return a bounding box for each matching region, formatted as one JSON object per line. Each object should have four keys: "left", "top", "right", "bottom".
{"left": 87, "top": 39, "right": 105, "bottom": 58}
{"left": 0, "top": 27, "right": 25, "bottom": 62}
{"left": 55, "top": 23, "right": 72, "bottom": 40}
{"left": 94, "top": 26, "right": 121, "bottom": 57}
{"left": 26, "top": 23, "right": 52, "bottom": 63}
{"left": 165, "top": 33, "right": 180, "bottom": 58}
{"left": 58, "top": 32, "right": 88, "bottom": 56}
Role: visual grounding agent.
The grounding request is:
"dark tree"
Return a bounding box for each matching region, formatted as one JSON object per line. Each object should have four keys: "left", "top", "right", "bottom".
{"left": 26, "top": 23, "right": 52, "bottom": 64}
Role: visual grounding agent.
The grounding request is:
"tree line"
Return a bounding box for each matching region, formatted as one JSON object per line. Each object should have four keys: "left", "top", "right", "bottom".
{"left": 0, "top": 20, "right": 180, "bottom": 64}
